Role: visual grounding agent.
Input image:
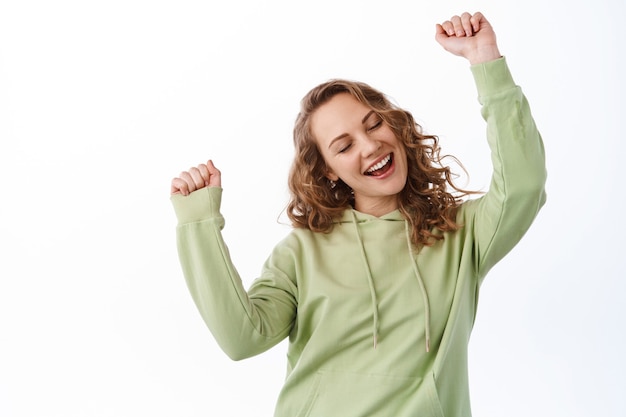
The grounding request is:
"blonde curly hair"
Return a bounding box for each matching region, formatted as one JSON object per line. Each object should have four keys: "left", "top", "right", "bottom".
{"left": 287, "top": 79, "right": 473, "bottom": 247}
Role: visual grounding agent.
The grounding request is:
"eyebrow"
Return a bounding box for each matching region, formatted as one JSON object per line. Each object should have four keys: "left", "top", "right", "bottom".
{"left": 327, "top": 110, "right": 376, "bottom": 149}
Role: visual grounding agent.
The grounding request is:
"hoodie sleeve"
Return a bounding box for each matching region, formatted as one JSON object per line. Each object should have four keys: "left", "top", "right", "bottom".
{"left": 171, "top": 187, "right": 297, "bottom": 360}
{"left": 463, "top": 57, "right": 547, "bottom": 281}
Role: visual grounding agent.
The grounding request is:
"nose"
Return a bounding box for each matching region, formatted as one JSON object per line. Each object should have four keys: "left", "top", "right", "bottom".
{"left": 359, "top": 135, "right": 381, "bottom": 158}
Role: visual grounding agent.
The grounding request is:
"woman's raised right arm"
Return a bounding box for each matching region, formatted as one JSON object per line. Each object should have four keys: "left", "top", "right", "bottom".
{"left": 170, "top": 161, "right": 297, "bottom": 360}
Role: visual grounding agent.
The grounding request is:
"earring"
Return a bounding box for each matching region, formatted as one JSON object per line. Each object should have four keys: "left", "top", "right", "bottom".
{"left": 329, "top": 179, "right": 337, "bottom": 189}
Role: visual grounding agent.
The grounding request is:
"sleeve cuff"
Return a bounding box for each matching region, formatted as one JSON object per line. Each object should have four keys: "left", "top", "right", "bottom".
{"left": 170, "top": 187, "right": 223, "bottom": 225}
{"left": 470, "top": 57, "right": 516, "bottom": 99}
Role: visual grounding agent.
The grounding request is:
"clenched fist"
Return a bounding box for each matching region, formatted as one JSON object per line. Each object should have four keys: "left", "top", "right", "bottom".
{"left": 435, "top": 12, "right": 501, "bottom": 65}
{"left": 171, "top": 160, "right": 221, "bottom": 196}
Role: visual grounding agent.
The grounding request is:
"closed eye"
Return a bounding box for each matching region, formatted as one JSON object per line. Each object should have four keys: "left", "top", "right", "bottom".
{"left": 367, "top": 120, "right": 382, "bottom": 132}
{"left": 338, "top": 143, "right": 352, "bottom": 153}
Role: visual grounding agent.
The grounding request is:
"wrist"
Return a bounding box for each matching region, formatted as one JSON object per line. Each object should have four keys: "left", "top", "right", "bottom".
{"left": 467, "top": 45, "right": 501, "bottom": 65}
{"left": 171, "top": 186, "right": 224, "bottom": 225}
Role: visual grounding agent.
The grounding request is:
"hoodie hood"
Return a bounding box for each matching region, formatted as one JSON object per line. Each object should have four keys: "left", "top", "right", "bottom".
{"left": 336, "top": 208, "right": 432, "bottom": 353}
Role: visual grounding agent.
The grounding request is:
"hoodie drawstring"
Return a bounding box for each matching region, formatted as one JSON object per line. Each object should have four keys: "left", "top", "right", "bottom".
{"left": 349, "top": 211, "right": 432, "bottom": 353}
{"left": 350, "top": 210, "right": 380, "bottom": 349}
{"left": 405, "top": 221, "right": 431, "bottom": 353}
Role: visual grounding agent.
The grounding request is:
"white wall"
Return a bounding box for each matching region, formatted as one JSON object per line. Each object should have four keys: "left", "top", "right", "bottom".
{"left": 1, "top": 0, "right": 624, "bottom": 416}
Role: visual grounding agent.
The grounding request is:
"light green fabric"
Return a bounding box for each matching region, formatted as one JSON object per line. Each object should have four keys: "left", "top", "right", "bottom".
{"left": 171, "top": 57, "right": 547, "bottom": 417}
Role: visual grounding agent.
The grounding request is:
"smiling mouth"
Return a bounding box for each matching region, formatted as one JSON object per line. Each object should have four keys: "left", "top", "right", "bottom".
{"left": 365, "top": 153, "right": 393, "bottom": 176}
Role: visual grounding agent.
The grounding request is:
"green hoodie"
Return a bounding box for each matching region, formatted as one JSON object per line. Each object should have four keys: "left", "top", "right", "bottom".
{"left": 171, "top": 57, "right": 547, "bottom": 417}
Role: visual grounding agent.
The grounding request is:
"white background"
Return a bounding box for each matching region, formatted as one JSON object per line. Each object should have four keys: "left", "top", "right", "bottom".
{"left": 1, "top": 0, "right": 624, "bottom": 416}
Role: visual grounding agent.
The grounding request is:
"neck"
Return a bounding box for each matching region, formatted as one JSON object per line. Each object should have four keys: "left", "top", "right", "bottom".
{"left": 354, "top": 197, "right": 398, "bottom": 217}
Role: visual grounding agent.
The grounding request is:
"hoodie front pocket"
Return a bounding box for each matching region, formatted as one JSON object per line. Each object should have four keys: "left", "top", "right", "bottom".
{"left": 296, "top": 369, "right": 445, "bottom": 417}
{"left": 425, "top": 372, "right": 445, "bottom": 417}
{"left": 294, "top": 371, "right": 322, "bottom": 417}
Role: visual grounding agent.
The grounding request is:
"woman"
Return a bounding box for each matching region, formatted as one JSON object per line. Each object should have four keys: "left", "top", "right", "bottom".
{"left": 170, "top": 12, "right": 546, "bottom": 417}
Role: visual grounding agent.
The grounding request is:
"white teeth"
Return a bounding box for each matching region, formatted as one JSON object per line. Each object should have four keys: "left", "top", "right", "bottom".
{"left": 366, "top": 154, "right": 391, "bottom": 173}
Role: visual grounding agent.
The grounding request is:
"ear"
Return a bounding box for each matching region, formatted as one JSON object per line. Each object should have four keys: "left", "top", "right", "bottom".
{"left": 325, "top": 170, "right": 339, "bottom": 182}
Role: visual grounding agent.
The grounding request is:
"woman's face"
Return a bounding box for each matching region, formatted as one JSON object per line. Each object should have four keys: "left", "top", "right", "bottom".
{"left": 311, "top": 93, "right": 408, "bottom": 217}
